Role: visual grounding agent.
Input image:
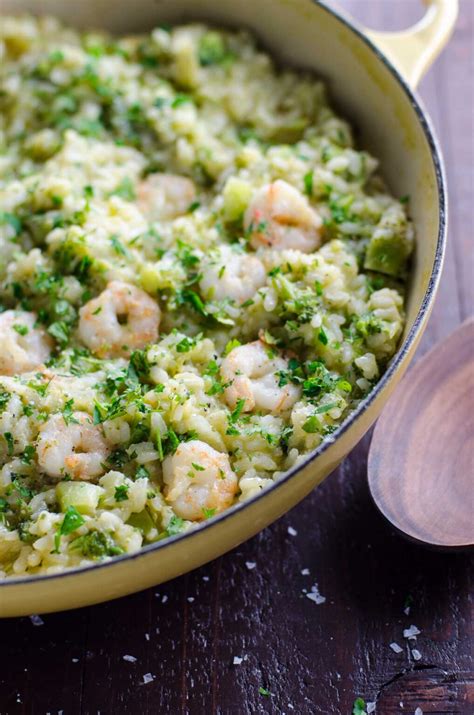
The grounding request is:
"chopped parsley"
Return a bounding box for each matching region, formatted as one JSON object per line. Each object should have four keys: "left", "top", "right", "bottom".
{"left": 166, "top": 515, "right": 184, "bottom": 536}
{"left": 4, "top": 432, "right": 14, "bottom": 456}
{"left": 114, "top": 484, "right": 130, "bottom": 502}
{"left": 53, "top": 506, "right": 85, "bottom": 553}
{"left": 12, "top": 324, "right": 28, "bottom": 336}
{"left": 303, "top": 171, "right": 313, "bottom": 196}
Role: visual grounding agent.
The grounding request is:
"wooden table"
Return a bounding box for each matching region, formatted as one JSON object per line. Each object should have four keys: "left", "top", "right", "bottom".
{"left": 2, "top": 2, "right": 472, "bottom": 713}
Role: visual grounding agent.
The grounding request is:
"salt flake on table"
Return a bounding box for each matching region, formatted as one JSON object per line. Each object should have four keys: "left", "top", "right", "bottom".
{"left": 142, "top": 673, "right": 154, "bottom": 684}
{"left": 202, "top": 575, "right": 210, "bottom": 582}
{"left": 411, "top": 648, "right": 422, "bottom": 661}
{"left": 145, "top": 633, "right": 150, "bottom": 641}
{"left": 123, "top": 655, "right": 137, "bottom": 663}
{"left": 367, "top": 703, "right": 376, "bottom": 713}
{"left": 245, "top": 561, "right": 256, "bottom": 570}
{"left": 233, "top": 656, "right": 243, "bottom": 665}
{"left": 287, "top": 526, "right": 297, "bottom": 536}
{"left": 187, "top": 596, "right": 195, "bottom": 603}
{"left": 301, "top": 568, "right": 310, "bottom": 575}
{"left": 414, "top": 708, "right": 423, "bottom": 715}
{"left": 161, "top": 595, "right": 168, "bottom": 604}
{"left": 29, "top": 615, "right": 44, "bottom": 626}
{"left": 390, "top": 642, "right": 403, "bottom": 653}
{"left": 306, "top": 583, "right": 326, "bottom": 605}
{"left": 403, "top": 624, "right": 421, "bottom": 639}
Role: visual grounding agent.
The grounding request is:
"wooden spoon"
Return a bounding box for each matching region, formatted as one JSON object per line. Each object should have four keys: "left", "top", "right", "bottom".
{"left": 368, "top": 319, "right": 474, "bottom": 548}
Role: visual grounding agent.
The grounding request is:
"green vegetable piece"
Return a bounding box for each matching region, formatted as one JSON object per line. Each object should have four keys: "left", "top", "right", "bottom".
{"left": 222, "top": 178, "right": 252, "bottom": 221}
{"left": 198, "top": 32, "right": 228, "bottom": 66}
{"left": 56, "top": 481, "right": 103, "bottom": 515}
{"left": 127, "top": 508, "right": 156, "bottom": 535}
{"left": 364, "top": 232, "right": 412, "bottom": 278}
{"left": 70, "top": 530, "right": 124, "bottom": 559}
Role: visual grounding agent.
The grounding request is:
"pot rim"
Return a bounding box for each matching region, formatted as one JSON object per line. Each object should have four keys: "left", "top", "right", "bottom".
{"left": 1, "top": 0, "right": 447, "bottom": 589}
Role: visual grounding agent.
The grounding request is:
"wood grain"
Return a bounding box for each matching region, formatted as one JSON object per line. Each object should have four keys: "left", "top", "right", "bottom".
{"left": 368, "top": 319, "right": 474, "bottom": 548}
{"left": 1, "top": 2, "right": 472, "bottom": 714}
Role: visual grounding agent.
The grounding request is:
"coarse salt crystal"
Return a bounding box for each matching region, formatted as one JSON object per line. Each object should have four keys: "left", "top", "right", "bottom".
{"left": 404, "top": 606, "right": 411, "bottom": 616}
{"left": 123, "top": 655, "right": 137, "bottom": 663}
{"left": 145, "top": 633, "right": 150, "bottom": 641}
{"left": 202, "top": 575, "right": 210, "bottom": 582}
{"left": 142, "top": 673, "right": 154, "bottom": 685}
{"left": 187, "top": 597, "right": 195, "bottom": 603}
{"left": 301, "top": 568, "right": 310, "bottom": 575}
{"left": 29, "top": 615, "right": 44, "bottom": 626}
{"left": 414, "top": 708, "right": 423, "bottom": 715}
{"left": 287, "top": 526, "right": 297, "bottom": 536}
{"left": 245, "top": 561, "right": 256, "bottom": 570}
{"left": 403, "top": 625, "right": 421, "bottom": 639}
{"left": 161, "top": 595, "right": 168, "bottom": 604}
{"left": 390, "top": 642, "right": 403, "bottom": 654}
{"left": 306, "top": 583, "right": 326, "bottom": 605}
{"left": 411, "top": 649, "right": 422, "bottom": 661}
{"left": 367, "top": 703, "right": 376, "bottom": 713}
{"left": 72, "top": 658, "right": 79, "bottom": 663}
{"left": 233, "top": 656, "right": 243, "bottom": 665}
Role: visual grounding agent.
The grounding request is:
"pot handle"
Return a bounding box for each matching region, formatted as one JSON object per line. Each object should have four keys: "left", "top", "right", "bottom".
{"left": 364, "top": 0, "right": 458, "bottom": 88}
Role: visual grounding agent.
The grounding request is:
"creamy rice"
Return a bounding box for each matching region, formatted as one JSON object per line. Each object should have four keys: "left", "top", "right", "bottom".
{"left": 0, "top": 17, "right": 413, "bottom": 576}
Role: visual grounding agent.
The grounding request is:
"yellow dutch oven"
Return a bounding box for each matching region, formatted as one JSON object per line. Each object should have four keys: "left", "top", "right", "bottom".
{"left": 0, "top": 0, "right": 458, "bottom": 616}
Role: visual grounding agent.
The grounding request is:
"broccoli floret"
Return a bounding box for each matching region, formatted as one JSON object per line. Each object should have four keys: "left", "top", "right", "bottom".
{"left": 70, "top": 530, "right": 124, "bottom": 559}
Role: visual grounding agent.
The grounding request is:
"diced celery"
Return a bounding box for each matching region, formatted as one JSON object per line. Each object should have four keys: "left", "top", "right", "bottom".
{"left": 140, "top": 263, "right": 160, "bottom": 293}
{"left": 364, "top": 234, "right": 411, "bottom": 278}
{"left": 222, "top": 178, "right": 253, "bottom": 222}
{"left": 126, "top": 508, "right": 156, "bottom": 536}
{"left": 56, "top": 481, "right": 103, "bottom": 515}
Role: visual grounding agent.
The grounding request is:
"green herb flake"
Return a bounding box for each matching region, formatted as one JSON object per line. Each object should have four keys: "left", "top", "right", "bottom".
{"left": 229, "top": 398, "right": 245, "bottom": 424}
{"left": 171, "top": 94, "right": 192, "bottom": 109}
{"left": 352, "top": 697, "right": 367, "bottom": 715}
{"left": 53, "top": 505, "right": 85, "bottom": 553}
{"left": 48, "top": 321, "right": 70, "bottom": 346}
{"left": 318, "top": 328, "right": 328, "bottom": 346}
{"left": 110, "top": 234, "right": 128, "bottom": 256}
{"left": 21, "top": 445, "right": 36, "bottom": 465}
{"left": 135, "top": 465, "right": 150, "bottom": 480}
{"left": 166, "top": 514, "right": 184, "bottom": 536}
{"left": 62, "top": 399, "right": 79, "bottom": 425}
{"left": 202, "top": 507, "right": 217, "bottom": 519}
{"left": 13, "top": 324, "right": 28, "bottom": 336}
{"left": 114, "top": 484, "right": 130, "bottom": 502}
{"left": 258, "top": 687, "right": 271, "bottom": 697}
{"left": 4, "top": 432, "right": 14, "bottom": 456}
{"left": 303, "top": 171, "right": 314, "bottom": 197}
{"left": 0, "top": 392, "right": 11, "bottom": 413}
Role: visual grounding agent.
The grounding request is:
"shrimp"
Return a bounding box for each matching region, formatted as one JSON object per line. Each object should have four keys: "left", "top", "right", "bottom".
{"left": 199, "top": 245, "right": 266, "bottom": 303}
{"left": 37, "top": 411, "right": 110, "bottom": 480}
{"left": 78, "top": 281, "right": 160, "bottom": 358}
{"left": 162, "top": 440, "right": 238, "bottom": 521}
{"left": 137, "top": 173, "right": 196, "bottom": 221}
{"left": 244, "top": 179, "right": 323, "bottom": 253}
{"left": 0, "top": 310, "right": 53, "bottom": 376}
{"left": 221, "top": 340, "right": 301, "bottom": 413}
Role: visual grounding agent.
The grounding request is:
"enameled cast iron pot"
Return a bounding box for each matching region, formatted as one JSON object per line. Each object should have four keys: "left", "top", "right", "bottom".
{"left": 0, "top": 0, "right": 458, "bottom": 616}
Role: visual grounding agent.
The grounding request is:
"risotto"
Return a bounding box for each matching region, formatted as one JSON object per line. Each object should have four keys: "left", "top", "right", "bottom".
{"left": 0, "top": 17, "right": 413, "bottom": 577}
